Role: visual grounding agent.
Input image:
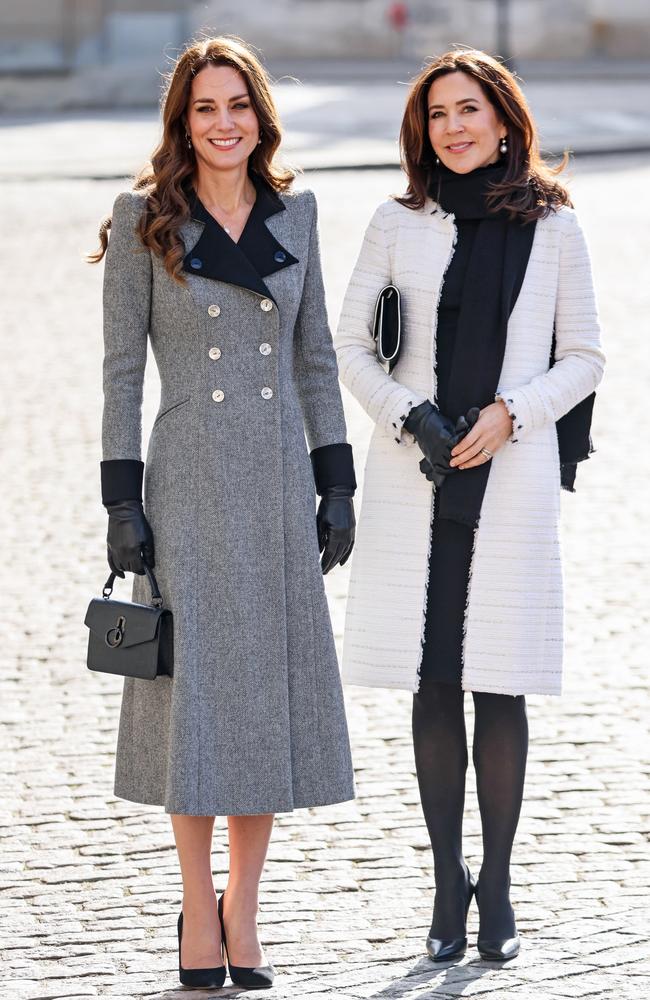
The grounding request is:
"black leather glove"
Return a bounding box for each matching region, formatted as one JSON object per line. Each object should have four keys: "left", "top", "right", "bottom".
{"left": 316, "top": 486, "right": 356, "bottom": 575}
{"left": 404, "top": 401, "right": 461, "bottom": 488}
{"left": 419, "top": 407, "right": 481, "bottom": 484}
{"left": 106, "top": 500, "right": 155, "bottom": 577}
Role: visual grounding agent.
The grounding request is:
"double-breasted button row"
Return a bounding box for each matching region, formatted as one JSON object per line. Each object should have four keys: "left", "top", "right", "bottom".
{"left": 207, "top": 300, "right": 274, "bottom": 316}
{"left": 208, "top": 345, "right": 270, "bottom": 360}
{"left": 211, "top": 387, "right": 273, "bottom": 402}
{"left": 207, "top": 298, "right": 273, "bottom": 403}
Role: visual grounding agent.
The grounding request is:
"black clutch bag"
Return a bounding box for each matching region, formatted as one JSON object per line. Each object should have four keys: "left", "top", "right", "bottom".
{"left": 372, "top": 283, "right": 402, "bottom": 373}
{"left": 84, "top": 565, "right": 173, "bottom": 679}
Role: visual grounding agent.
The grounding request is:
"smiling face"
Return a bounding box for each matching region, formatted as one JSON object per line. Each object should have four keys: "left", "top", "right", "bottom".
{"left": 427, "top": 71, "right": 506, "bottom": 174}
{"left": 185, "top": 63, "right": 260, "bottom": 176}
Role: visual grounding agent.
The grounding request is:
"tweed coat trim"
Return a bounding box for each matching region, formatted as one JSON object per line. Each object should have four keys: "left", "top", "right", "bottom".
{"left": 182, "top": 176, "right": 299, "bottom": 300}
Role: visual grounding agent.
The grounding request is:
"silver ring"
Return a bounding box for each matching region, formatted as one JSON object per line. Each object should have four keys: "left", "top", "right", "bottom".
{"left": 480, "top": 447, "right": 493, "bottom": 459}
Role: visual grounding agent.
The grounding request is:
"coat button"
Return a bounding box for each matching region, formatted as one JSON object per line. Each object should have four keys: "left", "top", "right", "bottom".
{"left": 259, "top": 343, "right": 272, "bottom": 355}
{"left": 261, "top": 387, "right": 273, "bottom": 400}
{"left": 212, "top": 389, "right": 225, "bottom": 402}
{"left": 208, "top": 347, "right": 222, "bottom": 360}
{"left": 260, "top": 298, "right": 273, "bottom": 312}
{"left": 190, "top": 257, "right": 202, "bottom": 269}
{"left": 274, "top": 250, "right": 286, "bottom": 263}
{"left": 207, "top": 304, "right": 221, "bottom": 317}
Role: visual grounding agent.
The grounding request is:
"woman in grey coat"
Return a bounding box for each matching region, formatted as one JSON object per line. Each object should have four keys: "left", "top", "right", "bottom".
{"left": 89, "top": 36, "right": 356, "bottom": 990}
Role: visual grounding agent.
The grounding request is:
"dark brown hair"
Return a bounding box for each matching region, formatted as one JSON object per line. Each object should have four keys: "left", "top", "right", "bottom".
{"left": 88, "top": 35, "right": 295, "bottom": 281}
{"left": 397, "top": 47, "right": 571, "bottom": 220}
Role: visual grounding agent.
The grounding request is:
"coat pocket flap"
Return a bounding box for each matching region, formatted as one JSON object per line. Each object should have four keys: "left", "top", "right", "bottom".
{"left": 84, "top": 598, "right": 165, "bottom": 648}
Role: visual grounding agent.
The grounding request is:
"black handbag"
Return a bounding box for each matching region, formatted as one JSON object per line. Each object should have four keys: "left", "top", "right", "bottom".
{"left": 84, "top": 565, "right": 173, "bottom": 679}
{"left": 372, "top": 283, "right": 402, "bottom": 373}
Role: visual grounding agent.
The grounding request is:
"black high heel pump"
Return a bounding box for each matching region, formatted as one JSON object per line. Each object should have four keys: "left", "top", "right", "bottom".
{"left": 217, "top": 893, "right": 275, "bottom": 989}
{"left": 475, "top": 880, "right": 521, "bottom": 961}
{"left": 177, "top": 909, "right": 227, "bottom": 989}
{"left": 426, "top": 867, "right": 477, "bottom": 962}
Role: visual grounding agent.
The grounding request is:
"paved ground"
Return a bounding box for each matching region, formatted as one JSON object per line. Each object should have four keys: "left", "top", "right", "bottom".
{"left": 2, "top": 73, "right": 650, "bottom": 183}
{"left": 2, "top": 155, "right": 650, "bottom": 999}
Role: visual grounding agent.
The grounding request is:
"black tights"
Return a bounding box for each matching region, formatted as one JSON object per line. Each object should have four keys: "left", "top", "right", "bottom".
{"left": 412, "top": 679, "right": 528, "bottom": 939}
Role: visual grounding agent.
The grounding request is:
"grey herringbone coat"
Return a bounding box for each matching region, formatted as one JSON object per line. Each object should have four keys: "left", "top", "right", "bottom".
{"left": 102, "top": 183, "right": 354, "bottom": 816}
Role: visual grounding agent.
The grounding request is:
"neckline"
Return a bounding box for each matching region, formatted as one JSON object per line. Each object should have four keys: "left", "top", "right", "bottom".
{"left": 188, "top": 173, "right": 285, "bottom": 244}
{"left": 181, "top": 174, "right": 297, "bottom": 299}
{"left": 196, "top": 185, "right": 258, "bottom": 246}
{"left": 437, "top": 159, "right": 505, "bottom": 180}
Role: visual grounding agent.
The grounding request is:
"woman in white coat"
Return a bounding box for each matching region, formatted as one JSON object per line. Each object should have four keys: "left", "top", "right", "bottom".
{"left": 335, "top": 49, "right": 604, "bottom": 963}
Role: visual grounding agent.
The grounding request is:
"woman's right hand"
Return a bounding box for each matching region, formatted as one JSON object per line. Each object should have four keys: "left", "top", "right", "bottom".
{"left": 106, "top": 500, "right": 155, "bottom": 577}
{"left": 417, "top": 407, "right": 480, "bottom": 485}
{"left": 404, "top": 399, "right": 460, "bottom": 482}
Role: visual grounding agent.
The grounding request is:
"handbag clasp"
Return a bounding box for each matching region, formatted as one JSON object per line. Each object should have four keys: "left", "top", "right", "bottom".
{"left": 105, "top": 615, "right": 126, "bottom": 648}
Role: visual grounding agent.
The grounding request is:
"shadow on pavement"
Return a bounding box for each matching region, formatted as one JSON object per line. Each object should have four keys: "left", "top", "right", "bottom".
{"left": 365, "top": 953, "right": 506, "bottom": 999}
{"left": 139, "top": 955, "right": 503, "bottom": 999}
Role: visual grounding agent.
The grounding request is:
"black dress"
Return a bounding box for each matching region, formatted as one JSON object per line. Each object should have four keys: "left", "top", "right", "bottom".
{"left": 420, "top": 219, "right": 479, "bottom": 686}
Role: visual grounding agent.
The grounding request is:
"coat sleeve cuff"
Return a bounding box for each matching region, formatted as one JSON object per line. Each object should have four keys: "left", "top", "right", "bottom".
{"left": 101, "top": 459, "right": 144, "bottom": 505}
{"left": 495, "top": 391, "right": 526, "bottom": 443}
{"left": 386, "top": 388, "right": 428, "bottom": 447}
{"left": 310, "top": 443, "right": 357, "bottom": 495}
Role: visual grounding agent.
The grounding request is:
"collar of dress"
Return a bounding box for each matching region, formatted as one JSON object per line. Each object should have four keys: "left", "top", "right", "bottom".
{"left": 182, "top": 174, "right": 298, "bottom": 301}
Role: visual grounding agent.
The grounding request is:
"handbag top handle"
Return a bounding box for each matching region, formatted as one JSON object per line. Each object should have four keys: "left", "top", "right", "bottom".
{"left": 102, "top": 565, "right": 164, "bottom": 608}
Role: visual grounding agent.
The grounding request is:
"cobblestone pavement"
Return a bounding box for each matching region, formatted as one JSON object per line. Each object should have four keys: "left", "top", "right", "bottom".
{"left": 2, "top": 158, "right": 650, "bottom": 999}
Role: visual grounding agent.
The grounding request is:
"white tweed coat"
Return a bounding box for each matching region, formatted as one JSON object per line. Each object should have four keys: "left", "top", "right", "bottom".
{"left": 334, "top": 196, "right": 605, "bottom": 696}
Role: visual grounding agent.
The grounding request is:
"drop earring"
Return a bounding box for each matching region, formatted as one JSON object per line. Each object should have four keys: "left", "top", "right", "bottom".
{"left": 500, "top": 136, "right": 507, "bottom": 155}
{"left": 185, "top": 131, "right": 192, "bottom": 149}
{"left": 435, "top": 155, "right": 440, "bottom": 165}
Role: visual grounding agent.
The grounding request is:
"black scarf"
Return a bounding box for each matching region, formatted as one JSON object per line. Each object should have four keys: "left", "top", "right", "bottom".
{"left": 431, "top": 162, "right": 594, "bottom": 528}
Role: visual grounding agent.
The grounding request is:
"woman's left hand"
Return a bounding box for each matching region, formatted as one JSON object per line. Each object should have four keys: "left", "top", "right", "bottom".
{"left": 317, "top": 487, "right": 356, "bottom": 574}
{"left": 449, "top": 400, "right": 513, "bottom": 470}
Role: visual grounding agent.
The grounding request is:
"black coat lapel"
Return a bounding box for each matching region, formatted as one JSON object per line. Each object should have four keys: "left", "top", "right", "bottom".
{"left": 238, "top": 180, "right": 299, "bottom": 281}
{"left": 182, "top": 174, "right": 298, "bottom": 300}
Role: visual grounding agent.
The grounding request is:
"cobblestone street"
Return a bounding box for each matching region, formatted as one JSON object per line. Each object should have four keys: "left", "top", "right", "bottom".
{"left": 2, "top": 157, "right": 650, "bottom": 999}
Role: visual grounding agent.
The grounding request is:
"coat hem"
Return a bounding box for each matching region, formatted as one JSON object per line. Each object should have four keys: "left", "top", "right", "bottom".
{"left": 113, "top": 784, "right": 356, "bottom": 816}
{"left": 461, "top": 680, "right": 562, "bottom": 697}
{"left": 343, "top": 675, "right": 561, "bottom": 697}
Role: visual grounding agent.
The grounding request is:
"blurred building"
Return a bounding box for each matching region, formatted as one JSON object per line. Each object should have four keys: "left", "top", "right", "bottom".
{"left": 0, "top": 0, "right": 648, "bottom": 109}
{"left": 0, "top": 1, "right": 190, "bottom": 72}
{"left": 195, "top": 0, "right": 650, "bottom": 60}
{"left": 3, "top": 0, "right": 650, "bottom": 68}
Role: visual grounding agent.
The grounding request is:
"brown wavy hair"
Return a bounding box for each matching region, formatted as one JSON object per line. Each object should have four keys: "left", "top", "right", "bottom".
{"left": 397, "top": 48, "right": 571, "bottom": 220}
{"left": 88, "top": 35, "right": 295, "bottom": 282}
